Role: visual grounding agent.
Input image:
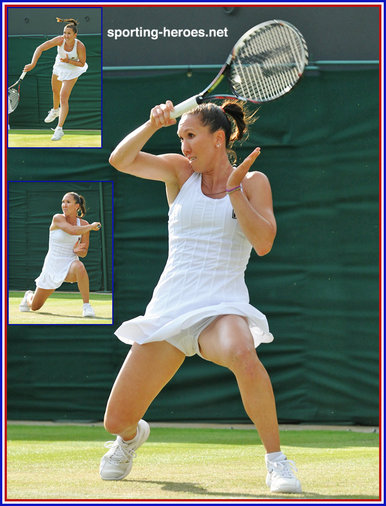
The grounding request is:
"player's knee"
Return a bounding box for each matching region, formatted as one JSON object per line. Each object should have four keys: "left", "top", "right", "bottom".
{"left": 223, "top": 338, "right": 258, "bottom": 376}
{"left": 216, "top": 316, "right": 254, "bottom": 365}
{"left": 30, "top": 300, "right": 43, "bottom": 311}
{"left": 73, "top": 260, "right": 86, "bottom": 275}
{"left": 77, "top": 259, "right": 86, "bottom": 270}
{"left": 229, "top": 344, "right": 252, "bottom": 367}
{"left": 59, "top": 92, "right": 70, "bottom": 104}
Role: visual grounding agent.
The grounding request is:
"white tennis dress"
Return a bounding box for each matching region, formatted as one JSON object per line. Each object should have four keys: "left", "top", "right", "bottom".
{"left": 35, "top": 218, "right": 81, "bottom": 289}
{"left": 52, "top": 38, "right": 88, "bottom": 81}
{"left": 115, "top": 172, "right": 274, "bottom": 350}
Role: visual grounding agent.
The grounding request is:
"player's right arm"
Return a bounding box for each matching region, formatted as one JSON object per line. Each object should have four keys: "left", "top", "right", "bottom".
{"left": 50, "top": 214, "right": 101, "bottom": 235}
{"left": 109, "top": 100, "right": 192, "bottom": 186}
{"left": 23, "top": 36, "right": 63, "bottom": 72}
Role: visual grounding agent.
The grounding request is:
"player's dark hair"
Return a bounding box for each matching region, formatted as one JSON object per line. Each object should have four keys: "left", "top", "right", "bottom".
{"left": 187, "top": 101, "right": 257, "bottom": 162}
{"left": 68, "top": 192, "right": 86, "bottom": 217}
{"left": 56, "top": 17, "right": 78, "bottom": 34}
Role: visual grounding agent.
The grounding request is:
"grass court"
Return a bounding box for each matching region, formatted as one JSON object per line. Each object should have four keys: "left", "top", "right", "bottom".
{"left": 5, "top": 424, "right": 379, "bottom": 501}
{"left": 8, "top": 291, "right": 112, "bottom": 325}
{"left": 7, "top": 129, "right": 102, "bottom": 148}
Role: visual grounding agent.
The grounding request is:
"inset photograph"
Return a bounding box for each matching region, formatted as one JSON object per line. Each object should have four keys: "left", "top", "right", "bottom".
{"left": 7, "top": 7, "right": 101, "bottom": 148}
{"left": 8, "top": 181, "right": 113, "bottom": 324}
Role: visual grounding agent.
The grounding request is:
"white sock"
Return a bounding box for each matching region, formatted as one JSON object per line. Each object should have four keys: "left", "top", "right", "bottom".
{"left": 119, "top": 431, "right": 138, "bottom": 445}
{"left": 266, "top": 451, "right": 286, "bottom": 464}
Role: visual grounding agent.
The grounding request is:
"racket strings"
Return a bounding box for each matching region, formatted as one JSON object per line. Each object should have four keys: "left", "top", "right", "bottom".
{"left": 8, "top": 88, "right": 20, "bottom": 113}
{"left": 248, "top": 26, "right": 302, "bottom": 94}
{"left": 231, "top": 22, "right": 308, "bottom": 102}
{"left": 237, "top": 29, "right": 298, "bottom": 99}
{"left": 260, "top": 26, "right": 300, "bottom": 98}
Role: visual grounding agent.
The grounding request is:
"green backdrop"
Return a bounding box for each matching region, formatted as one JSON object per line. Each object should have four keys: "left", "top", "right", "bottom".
{"left": 6, "top": 68, "right": 379, "bottom": 425}
{"left": 7, "top": 34, "right": 101, "bottom": 129}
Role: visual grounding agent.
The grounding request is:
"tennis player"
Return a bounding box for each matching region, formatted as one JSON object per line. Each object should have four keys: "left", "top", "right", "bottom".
{"left": 19, "top": 192, "right": 101, "bottom": 317}
{"left": 100, "top": 100, "right": 301, "bottom": 494}
{"left": 23, "top": 17, "right": 88, "bottom": 141}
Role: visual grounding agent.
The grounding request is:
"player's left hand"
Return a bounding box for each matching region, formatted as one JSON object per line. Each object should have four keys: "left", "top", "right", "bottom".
{"left": 226, "top": 148, "right": 261, "bottom": 190}
{"left": 73, "top": 240, "right": 87, "bottom": 254}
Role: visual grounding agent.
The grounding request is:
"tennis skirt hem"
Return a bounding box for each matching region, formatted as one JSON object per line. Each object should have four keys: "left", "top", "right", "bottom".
{"left": 115, "top": 302, "right": 274, "bottom": 349}
{"left": 52, "top": 62, "right": 88, "bottom": 81}
{"left": 35, "top": 259, "right": 77, "bottom": 290}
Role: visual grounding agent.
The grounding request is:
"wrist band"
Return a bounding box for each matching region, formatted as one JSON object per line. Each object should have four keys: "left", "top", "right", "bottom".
{"left": 226, "top": 185, "right": 241, "bottom": 194}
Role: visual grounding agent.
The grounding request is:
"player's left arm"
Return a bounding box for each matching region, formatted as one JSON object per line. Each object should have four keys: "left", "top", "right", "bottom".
{"left": 229, "top": 170, "right": 277, "bottom": 256}
{"left": 61, "top": 40, "right": 86, "bottom": 67}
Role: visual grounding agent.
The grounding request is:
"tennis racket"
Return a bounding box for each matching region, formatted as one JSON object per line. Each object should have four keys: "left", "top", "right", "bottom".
{"left": 8, "top": 71, "right": 26, "bottom": 114}
{"left": 170, "top": 20, "right": 308, "bottom": 119}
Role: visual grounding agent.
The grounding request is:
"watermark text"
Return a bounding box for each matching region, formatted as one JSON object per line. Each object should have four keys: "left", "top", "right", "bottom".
{"left": 106, "top": 27, "right": 229, "bottom": 41}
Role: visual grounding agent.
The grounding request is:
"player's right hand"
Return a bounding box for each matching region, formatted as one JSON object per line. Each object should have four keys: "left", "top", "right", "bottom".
{"left": 23, "top": 63, "right": 35, "bottom": 72}
{"left": 91, "top": 222, "right": 102, "bottom": 231}
{"left": 150, "top": 100, "right": 176, "bottom": 129}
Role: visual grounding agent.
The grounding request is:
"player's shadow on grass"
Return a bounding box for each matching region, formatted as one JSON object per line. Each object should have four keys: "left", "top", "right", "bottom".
{"left": 128, "top": 480, "right": 378, "bottom": 500}
{"left": 127, "top": 479, "right": 259, "bottom": 498}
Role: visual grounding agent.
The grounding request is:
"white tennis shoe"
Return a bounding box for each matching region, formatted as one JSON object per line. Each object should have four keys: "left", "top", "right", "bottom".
{"left": 44, "top": 108, "right": 60, "bottom": 123}
{"left": 51, "top": 126, "right": 64, "bottom": 141}
{"left": 19, "top": 290, "right": 33, "bottom": 312}
{"left": 265, "top": 455, "right": 302, "bottom": 493}
{"left": 82, "top": 303, "right": 95, "bottom": 318}
{"left": 99, "top": 419, "right": 150, "bottom": 480}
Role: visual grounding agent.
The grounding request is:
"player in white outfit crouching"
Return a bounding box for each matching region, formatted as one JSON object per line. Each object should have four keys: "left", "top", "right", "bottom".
{"left": 19, "top": 192, "right": 101, "bottom": 318}
{"left": 101, "top": 100, "right": 301, "bottom": 494}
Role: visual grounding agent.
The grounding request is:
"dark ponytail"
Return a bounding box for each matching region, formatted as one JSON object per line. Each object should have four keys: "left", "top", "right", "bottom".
{"left": 56, "top": 17, "right": 78, "bottom": 34}
{"left": 222, "top": 101, "right": 249, "bottom": 144}
{"left": 69, "top": 192, "right": 86, "bottom": 217}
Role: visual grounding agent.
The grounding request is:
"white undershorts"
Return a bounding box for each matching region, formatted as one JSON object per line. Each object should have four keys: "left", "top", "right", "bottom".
{"left": 165, "top": 316, "right": 218, "bottom": 358}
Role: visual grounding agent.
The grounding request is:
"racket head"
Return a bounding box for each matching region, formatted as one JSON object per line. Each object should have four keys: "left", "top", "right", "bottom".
{"left": 228, "top": 20, "right": 308, "bottom": 103}
{"left": 8, "top": 87, "right": 20, "bottom": 114}
{"left": 170, "top": 20, "right": 308, "bottom": 118}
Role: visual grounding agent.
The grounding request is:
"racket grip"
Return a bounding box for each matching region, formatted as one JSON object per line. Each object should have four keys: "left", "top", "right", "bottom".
{"left": 20, "top": 72, "right": 26, "bottom": 80}
{"left": 170, "top": 96, "right": 200, "bottom": 119}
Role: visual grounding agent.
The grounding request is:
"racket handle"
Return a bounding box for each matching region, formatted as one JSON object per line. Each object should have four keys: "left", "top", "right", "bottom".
{"left": 20, "top": 71, "right": 26, "bottom": 80}
{"left": 170, "top": 96, "right": 200, "bottom": 119}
